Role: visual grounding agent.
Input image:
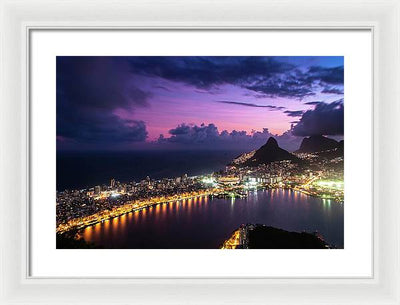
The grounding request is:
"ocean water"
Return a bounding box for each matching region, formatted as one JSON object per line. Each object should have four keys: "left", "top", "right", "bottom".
{"left": 82, "top": 189, "right": 344, "bottom": 249}
{"left": 57, "top": 150, "right": 242, "bottom": 191}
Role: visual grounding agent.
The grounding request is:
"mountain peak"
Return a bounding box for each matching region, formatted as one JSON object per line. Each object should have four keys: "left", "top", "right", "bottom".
{"left": 265, "top": 137, "right": 278, "bottom": 148}
{"left": 243, "top": 137, "right": 300, "bottom": 167}
{"left": 295, "top": 135, "right": 339, "bottom": 153}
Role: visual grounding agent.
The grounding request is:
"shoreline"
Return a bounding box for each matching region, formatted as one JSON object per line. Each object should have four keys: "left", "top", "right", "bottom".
{"left": 292, "top": 187, "right": 343, "bottom": 203}
{"left": 57, "top": 187, "right": 341, "bottom": 234}
{"left": 56, "top": 191, "right": 214, "bottom": 234}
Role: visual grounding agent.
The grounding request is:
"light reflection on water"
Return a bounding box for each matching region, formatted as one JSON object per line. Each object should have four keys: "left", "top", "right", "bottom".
{"left": 82, "top": 189, "right": 343, "bottom": 249}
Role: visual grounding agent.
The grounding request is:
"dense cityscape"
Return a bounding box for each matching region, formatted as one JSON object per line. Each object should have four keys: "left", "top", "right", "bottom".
{"left": 57, "top": 138, "right": 344, "bottom": 239}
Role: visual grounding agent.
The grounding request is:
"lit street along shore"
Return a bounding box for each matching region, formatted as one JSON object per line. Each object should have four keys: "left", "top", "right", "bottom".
{"left": 80, "top": 189, "right": 343, "bottom": 249}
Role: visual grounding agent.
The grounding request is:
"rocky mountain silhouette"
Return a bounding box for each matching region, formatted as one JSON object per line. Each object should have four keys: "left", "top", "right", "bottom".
{"left": 295, "top": 135, "right": 339, "bottom": 153}
{"left": 243, "top": 137, "right": 300, "bottom": 166}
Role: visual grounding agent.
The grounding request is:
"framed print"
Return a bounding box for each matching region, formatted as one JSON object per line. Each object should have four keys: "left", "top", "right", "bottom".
{"left": 31, "top": 30, "right": 370, "bottom": 278}
{"left": 1, "top": 0, "right": 400, "bottom": 304}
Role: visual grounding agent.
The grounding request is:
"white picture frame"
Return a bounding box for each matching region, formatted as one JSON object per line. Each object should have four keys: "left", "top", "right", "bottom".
{"left": 1, "top": 0, "right": 399, "bottom": 304}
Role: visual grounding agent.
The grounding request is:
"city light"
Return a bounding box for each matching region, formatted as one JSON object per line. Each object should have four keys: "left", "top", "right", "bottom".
{"left": 315, "top": 180, "right": 344, "bottom": 190}
{"left": 57, "top": 157, "right": 344, "bottom": 235}
{"left": 202, "top": 177, "right": 218, "bottom": 187}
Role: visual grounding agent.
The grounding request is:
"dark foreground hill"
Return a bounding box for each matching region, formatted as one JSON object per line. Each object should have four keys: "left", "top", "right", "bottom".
{"left": 248, "top": 225, "right": 328, "bottom": 249}
{"left": 56, "top": 232, "right": 101, "bottom": 249}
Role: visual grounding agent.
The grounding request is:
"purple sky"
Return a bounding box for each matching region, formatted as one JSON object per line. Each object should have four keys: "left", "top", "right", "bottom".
{"left": 57, "top": 56, "right": 344, "bottom": 152}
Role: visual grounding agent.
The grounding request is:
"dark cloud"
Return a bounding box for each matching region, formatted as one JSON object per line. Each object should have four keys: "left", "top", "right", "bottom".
{"left": 304, "top": 101, "right": 323, "bottom": 105}
{"left": 153, "top": 85, "right": 171, "bottom": 92}
{"left": 253, "top": 94, "right": 270, "bottom": 99}
{"left": 163, "top": 123, "right": 220, "bottom": 145}
{"left": 169, "top": 124, "right": 192, "bottom": 135}
{"left": 321, "top": 86, "right": 344, "bottom": 95}
{"left": 58, "top": 111, "right": 148, "bottom": 144}
{"left": 128, "top": 56, "right": 292, "bottom": 88}
{"left": 127, "top": 57, "right": 343, "bottom": 99}
{"left": 284, "top": 110, "right": 304, "bottom": 117}
{"left": 243, "top": 93, "right": 271, "bottom": 99}
{"left": 292, "top": 99, "right": 344, "bottom": 136}
{"left": 157, "top": 123, "right": 303, "bottom": 152}
{"left": 307, "top": 66, "right": 344, "bottom": 84}
{"left": 57, "top": 57, "right": 150, "bottom": 147}
{"left": 217, "top": 100, "right": 285, "bottom": 110}
{"left": 195, "top": 88, "right": 225, "bottom": 95}
{"left": 244, "top": 69, "right": 315, "bottom": 99}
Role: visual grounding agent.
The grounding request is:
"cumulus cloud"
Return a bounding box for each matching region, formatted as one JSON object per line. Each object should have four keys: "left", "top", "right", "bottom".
{"left": 157, "top": 123, "right": 303, "bottom": 152}
{"left": 292, "top": 99, "right": 344, "bottom": 136}
{"left": 57, "top": 57, "right": 150, "bottom": 147}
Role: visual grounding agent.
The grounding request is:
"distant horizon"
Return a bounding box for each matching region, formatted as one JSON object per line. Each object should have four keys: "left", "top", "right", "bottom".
{"left": 57, "top": 134, "right": 344, "bottom": 153}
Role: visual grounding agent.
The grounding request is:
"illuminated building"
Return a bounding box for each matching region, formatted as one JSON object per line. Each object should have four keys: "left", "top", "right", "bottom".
{"left": 218, "top": 176, "right": 240, "bottom": 185}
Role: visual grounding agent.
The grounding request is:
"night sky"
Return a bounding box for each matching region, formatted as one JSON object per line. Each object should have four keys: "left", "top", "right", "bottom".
{"left": 56, "top": 56, "right": 344, "bottom": 152}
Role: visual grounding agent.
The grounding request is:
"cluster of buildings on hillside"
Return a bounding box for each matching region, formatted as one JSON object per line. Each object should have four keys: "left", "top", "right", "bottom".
{"left": 57, "top": 156, "right": 344, "bottom": 230}
{"left": 56, "top": 174, "right": 207, "bottom": 226}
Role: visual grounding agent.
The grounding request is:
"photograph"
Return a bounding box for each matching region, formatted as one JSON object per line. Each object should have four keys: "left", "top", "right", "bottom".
{"left": 56, "top": 56, "right": 344, "bottom": 249}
